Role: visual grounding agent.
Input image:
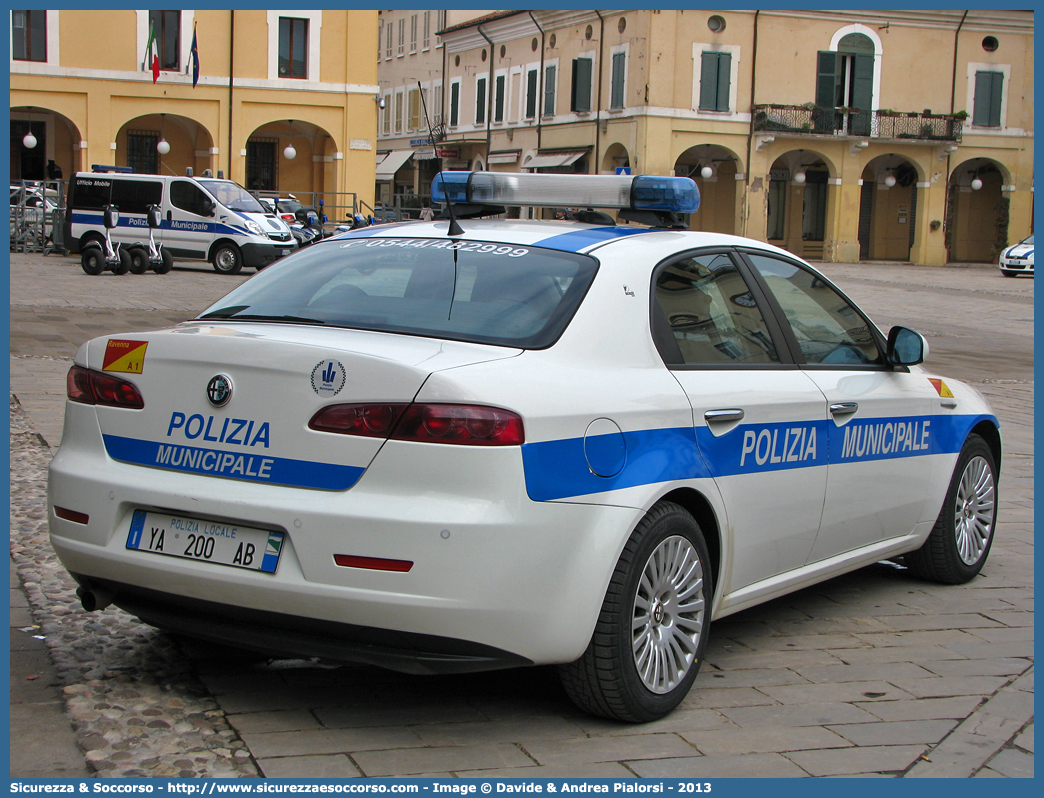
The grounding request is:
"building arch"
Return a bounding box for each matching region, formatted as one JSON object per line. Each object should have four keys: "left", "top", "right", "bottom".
{"left": 673, "top": 143, "right": 744, "bottom": 235}
{"left": 766, "top": 149, "right": 838, "bottom": 260}
{"left": 947, "top": 157, "right": 1010, "bottom": 263}
{"left": 10, "top": 105, "right": 83, "bottom": 181}
{"left": 115, "top": 113, "right": 216, "bottom": 178}
{"left": 600, "top": 142, "right": 631, "bottom": 175}
{"left": 858, "top": 154, "right": 923, "bottom": 261}
{"left": 244, "top": 119, "right": 340, "bottom": 209}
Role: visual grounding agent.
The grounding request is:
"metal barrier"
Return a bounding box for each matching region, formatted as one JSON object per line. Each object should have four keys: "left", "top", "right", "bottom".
{"left": 252, "top": 190, "right": 361, "bottom": 231}
{"left": 9, "top": 179, "right": 65, "bottom": 255}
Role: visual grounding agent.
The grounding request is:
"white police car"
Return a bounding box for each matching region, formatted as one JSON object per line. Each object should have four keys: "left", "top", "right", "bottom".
{"left": 48, "top": 172, "right": 1000, "bottom": 722}
{"left": 999, "top": 234, "right": 1033, "bottom": 277}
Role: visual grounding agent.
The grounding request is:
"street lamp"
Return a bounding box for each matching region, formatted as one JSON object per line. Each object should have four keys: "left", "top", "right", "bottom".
{"left": 284, "top": 120, "right": 297, "bottom": 160}
{"left": 157, "top": 113, "right": 170, "bottom": 154}
{"left": 22, "top": 107, "right": 37, "bottom": 149}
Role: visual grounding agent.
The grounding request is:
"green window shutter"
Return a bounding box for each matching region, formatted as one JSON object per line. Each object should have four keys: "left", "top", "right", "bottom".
{"left": 476, "top": 78, "right": 486, "bottom": 124}
{"left": 989, "top": 72, "right": 1004, "bottom": 126}
{"left": 495, "top": 75, "right": 505, "bottom": 122}
{"left": 699, "top": 52, "right": 718, "bottom": 110}
{"left": 700, "top": 52, "right": 732, "bottom": 111}
{"left": 572, "top": 58, "right": 592, "bottom": 112}
{"left": 715, "top": 52, "right": 731, "bottom": 111}
{"left": 544, "top": 65, "right": 556, "bottom": 116}
{"left": 611, "top": 52, "right": 626, "bottom": 108}
{"left": 850, "top": 53, "right": 874, "bottom": 135}
{"left": 450, "top": 82, "right": 459, "bottom": 127}
{"left": 816, "top": 51, "right": 838, "bottom": 108}
{"left": 973, "top": 71, "right": 1004, "bottom": 127}
{"left": 526, "top": 69, "right": 538, "bottom": 118}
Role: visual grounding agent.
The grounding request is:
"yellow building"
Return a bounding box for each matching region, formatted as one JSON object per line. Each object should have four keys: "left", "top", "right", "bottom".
{"left": 10, "top": 9, "right": 379, "bottom": 218}
{"left": 428, "top": 9, "right": 1032, "bottom": 265}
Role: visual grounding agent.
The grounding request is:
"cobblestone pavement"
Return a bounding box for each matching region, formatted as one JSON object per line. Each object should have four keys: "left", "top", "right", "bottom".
{"left": 9, "top": 253, "right": 1034, "bottom": 778}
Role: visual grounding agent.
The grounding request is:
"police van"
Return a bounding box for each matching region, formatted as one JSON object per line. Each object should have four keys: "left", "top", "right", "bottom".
{"left": 65, "top": 170, "right": 296, "bottom": 274}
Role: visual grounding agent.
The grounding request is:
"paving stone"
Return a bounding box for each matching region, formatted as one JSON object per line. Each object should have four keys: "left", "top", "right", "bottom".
{"left": 257, "top": 754, "right": 362, "bottom": 779}
{"left": 316, "top": 702, "right": 489, "bottom": 729}
{"left": 575, "top": 708, "right": 737, "bottom": 738}
{"left": 878, "top": 613, "right": 1005, "bottom": 632}
{"left": 353, "top": 743, "right": 535, "bottom": 777}
{"left": 629, "top": 752, "right": 809, "bottom": 778}
{"left": 856, "top": 696, "right": 985, "bottom": 722}
{"left": 1012, "top": 722, "right": 1033, "bottom": 754}
{"left": 694, "top": 667, "right": 809, "bottom": 689}
{"left": 885, "top": 675, "right": 1009, "bottom": 699}
{"left": 242, "top": 726, "right": 423, "bottom": 759}
{"left": 785, "top": 744, "right": 927, "bottom": 776}
{"left": 981, "top": 748, "right": 1034, "bottom": 778}
{"left": 522, "top": 732, "right": 697, "bottom": 766}
{"left": 792, "top": 661, "right": 935, "bottom": 684}
{"left": 918, "top": 658, "right": 1032, "bottom": 679}
{"left": 226, "top": 709, "right": 323, "bottom": 734}
{"left": 680, "top": 726, "right": 852, "bottom": 756}
{"left": 454, "top": 763, "right": 634, "bottom": 778}
{"left": 759, "top": 680, "right": 914, "bottom": 705}
{"left": 826, "top": 719, "right": 958, "bottom": 746}
{"left": 412, "top": 716, "right": 590, "bottom": 746}
{"left": 720, "top": 701, "right": 880, "bottom": 728}
{"left": 826, "top": 644, "right": 966, "bottom": 665}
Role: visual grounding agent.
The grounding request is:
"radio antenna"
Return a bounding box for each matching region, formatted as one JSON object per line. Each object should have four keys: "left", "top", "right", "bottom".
{"left": 419, "top": 80, "right": 463, "bottom": 236}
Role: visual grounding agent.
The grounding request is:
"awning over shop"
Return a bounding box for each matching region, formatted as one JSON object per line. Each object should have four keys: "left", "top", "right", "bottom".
{"left": 487, "top": 149, "right": 521, "bottom": 165}
{"left": 375, "top": 150, "right": 414, "bottom": 181}
{"left": 522, "top": 149, "right": 588, "bottom": 170}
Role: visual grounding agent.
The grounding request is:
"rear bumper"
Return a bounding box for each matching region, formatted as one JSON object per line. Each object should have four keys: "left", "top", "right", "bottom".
{"left": 72, "top": 573, "right": 530, "bottom": 674}
{"left": 48, "top": 401, "right": 643, "bottom": 667}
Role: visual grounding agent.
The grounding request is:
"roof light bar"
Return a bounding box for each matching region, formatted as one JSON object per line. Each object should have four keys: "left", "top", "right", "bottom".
{"left": 431, "top": 172, "right": 700, "bottom": 215}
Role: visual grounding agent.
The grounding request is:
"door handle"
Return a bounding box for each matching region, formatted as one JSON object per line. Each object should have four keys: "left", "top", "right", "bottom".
{"left": 704, "top": 408, "right": 744, "bottom": 423}
{"left": 829, "top": 402, "right": 859, "bottom": 416}
{"left": 166, "top": 210, "right": 172, "bottom": 222}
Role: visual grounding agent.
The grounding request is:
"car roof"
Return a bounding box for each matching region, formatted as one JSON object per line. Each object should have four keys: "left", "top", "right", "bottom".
{"left": 325, "top": 218, "right": 797, "bottom": 259}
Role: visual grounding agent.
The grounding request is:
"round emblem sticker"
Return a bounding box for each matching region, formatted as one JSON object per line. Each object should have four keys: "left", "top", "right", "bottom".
{"left": 311, "top": 360, "right": 346, "bottom": 397}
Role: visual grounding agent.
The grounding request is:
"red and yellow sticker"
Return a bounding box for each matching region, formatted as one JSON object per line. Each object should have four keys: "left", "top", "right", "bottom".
{"left": 928, "top": 377, "right": 954, "bottom": 398}
{"left": 102, "top": 339, "right": 149, "bottom": 374}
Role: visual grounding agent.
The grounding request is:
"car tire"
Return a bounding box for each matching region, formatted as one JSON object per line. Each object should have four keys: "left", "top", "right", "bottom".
{"left": 112, "top": 247, "right": 132, "bottom": 275}
{"left": 558, "top": 501, "right": 713, "bottom": 722}
{"left": 80, "top": 247, "right": 104, "bottom": 276}
{"left": 212, "top": 243, "right": 243, "bottom": 275}
{"left": 154, "top": 248, "right": 174, "bottom": 274}
{"left": 1000, "top": 269, "right": 1018, "bottom": 278}
{"left": 127, "top": 246, "right": 149, "bottom": 275}
{"left": 905, "top": 433, "right": 997, "bottom": 584}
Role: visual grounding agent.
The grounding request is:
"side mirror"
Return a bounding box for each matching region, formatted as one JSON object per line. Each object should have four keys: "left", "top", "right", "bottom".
{"left": 202, "top": 199, "right": 215, "bottom": 217}
{"left": 887, "top": 326, "right": 928, "bottom": 366}
{"left": 147, "top": 204, "right": 162, "bottom": 229}
{"left": 103, "top": 205, "right": 119, "bottom": 230}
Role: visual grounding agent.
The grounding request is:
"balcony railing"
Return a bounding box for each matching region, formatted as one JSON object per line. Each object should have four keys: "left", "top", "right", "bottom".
{"left": 752, "top": 105, "right": 963, "bottom": 143}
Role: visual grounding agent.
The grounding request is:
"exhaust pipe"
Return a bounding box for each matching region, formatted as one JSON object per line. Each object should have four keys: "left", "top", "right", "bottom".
{"left": 76, "top": 586, "right": 114, "bottom": 612}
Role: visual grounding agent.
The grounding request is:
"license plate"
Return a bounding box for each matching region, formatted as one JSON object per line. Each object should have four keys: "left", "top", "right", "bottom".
{"left": 281, "top": 249, "right": 291, "bottom": 256}
{"left": 126, "top": 510, "right": 283, "bottom": 573}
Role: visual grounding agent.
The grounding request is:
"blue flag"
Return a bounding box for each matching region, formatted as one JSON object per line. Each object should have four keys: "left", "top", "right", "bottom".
{"left": 188, "top": 24, "right": 199, "bottom": 87}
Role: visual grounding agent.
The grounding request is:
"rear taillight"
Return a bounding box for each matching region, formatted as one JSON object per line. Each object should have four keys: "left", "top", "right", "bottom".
{"left": 308, "top": 403, "right": 408, "bottom": 437}
{"left": 67, "top": 365, "right": 145, "bottom": 409}
{"left": 393, "top": 404, "right": 524, "bottom": 445}
{"left": 308, "top": 403, "right": 524, "bottom": 445}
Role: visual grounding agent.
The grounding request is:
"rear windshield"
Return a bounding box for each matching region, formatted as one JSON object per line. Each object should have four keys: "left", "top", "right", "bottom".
{"left": 198, "top": 236, "right": 599, "bottom": 349}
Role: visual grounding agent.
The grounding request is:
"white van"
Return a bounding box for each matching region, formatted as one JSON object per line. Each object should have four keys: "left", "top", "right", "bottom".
{"left": 66, "top": 170, "right": 296, "bottom": 273}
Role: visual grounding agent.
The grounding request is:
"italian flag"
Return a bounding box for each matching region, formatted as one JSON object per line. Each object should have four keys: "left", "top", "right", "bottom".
{"left": 144, "top": 19, "right": 159, "bottom": 83}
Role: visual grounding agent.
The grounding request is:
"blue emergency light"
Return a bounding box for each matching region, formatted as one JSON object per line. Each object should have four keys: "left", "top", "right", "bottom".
{"left": 431, "top": 172, "right": 700, "bottom": 215}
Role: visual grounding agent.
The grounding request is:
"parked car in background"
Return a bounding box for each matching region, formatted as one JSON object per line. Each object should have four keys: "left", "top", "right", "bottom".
{"left": 999, "top": 234, "right": 1034, "bottom": 278}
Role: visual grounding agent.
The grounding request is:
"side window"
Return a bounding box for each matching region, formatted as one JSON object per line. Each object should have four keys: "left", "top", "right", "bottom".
{"left": 111, "top": 180, "right": 163, "bottom": 215}
{"left": 653, "top": 253, "right": 779, "bottom": 366}
{"left": 170, "top": 181, "right": 211, "bottom": 217}
{"left": 746, "top": 254, "right": 882, "bottom": 366}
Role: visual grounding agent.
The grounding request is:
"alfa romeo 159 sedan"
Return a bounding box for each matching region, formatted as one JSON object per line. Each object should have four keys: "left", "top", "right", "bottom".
{"left": 48, "top": 172, "right": 1000, "bottom": 722}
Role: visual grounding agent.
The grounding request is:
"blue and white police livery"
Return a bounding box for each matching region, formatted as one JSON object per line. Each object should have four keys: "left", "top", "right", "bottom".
{"left": 66, "top": 171, "right": 296, "bottom": 274}
{"left": 999, "top": 234, "right": 1034, "bottom": 277}
{"left": 48, "top": 172, "right": 1001, "bottom": 722}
